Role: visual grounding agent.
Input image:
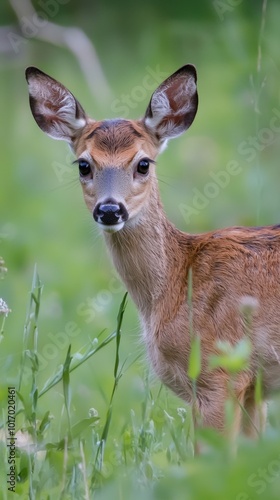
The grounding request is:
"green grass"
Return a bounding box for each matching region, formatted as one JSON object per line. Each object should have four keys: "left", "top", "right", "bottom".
{"left": 1, "top": 269, "right": 280, "bottom": 499}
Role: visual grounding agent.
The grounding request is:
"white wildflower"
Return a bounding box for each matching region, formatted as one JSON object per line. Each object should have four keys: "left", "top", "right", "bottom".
{"left": 89, "top": 407, "right": 99, "bottom": 418}
{"left": 0, "top": 298, "right": 10, "bottom": 316}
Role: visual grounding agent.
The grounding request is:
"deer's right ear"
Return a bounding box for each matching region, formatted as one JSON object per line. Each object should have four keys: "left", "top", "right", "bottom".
{"left": 143, "top": 64, "right": 198, "bottom": 144}
{"left": 25, "top": 67, "right": 88, "bottom": 143}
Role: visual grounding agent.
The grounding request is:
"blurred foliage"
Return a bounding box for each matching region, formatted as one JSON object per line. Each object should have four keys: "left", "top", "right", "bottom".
{"left": 1, "top": 0, "right": 280, "bottom": 497}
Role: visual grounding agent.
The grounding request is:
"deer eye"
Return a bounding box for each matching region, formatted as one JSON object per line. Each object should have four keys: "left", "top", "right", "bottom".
{"left": 78, "top": 160, "right": 91, "bottom": 177}
{"left": 137, "top": 159, "right": 150, "bottom": 175}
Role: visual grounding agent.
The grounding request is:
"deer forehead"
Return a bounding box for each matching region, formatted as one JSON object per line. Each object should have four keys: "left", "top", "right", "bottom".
{"left": 76, "top": 118, "right": 157, "bottom": 166}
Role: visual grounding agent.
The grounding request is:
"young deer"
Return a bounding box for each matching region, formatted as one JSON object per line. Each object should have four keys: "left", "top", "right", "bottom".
{"left": 26, "top": 65, "right": 280, "bottom": 436}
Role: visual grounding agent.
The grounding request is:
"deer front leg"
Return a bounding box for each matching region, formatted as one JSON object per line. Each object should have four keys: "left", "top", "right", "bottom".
{"left": 194, "top": 379, "right": 244, "bottom": 437}
{"left": 242, "top": 391, "right": 267, "bottom": 438}
{"left": 195, "top": 389, "right": 227, "bottom": 432}
{"left": 195, "top": 378, "right": 265, "bottom": 440}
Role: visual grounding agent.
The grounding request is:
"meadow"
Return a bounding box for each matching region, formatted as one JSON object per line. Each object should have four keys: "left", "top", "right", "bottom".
{"left": 1, "top": 0, "right": 280, "bottom": 498}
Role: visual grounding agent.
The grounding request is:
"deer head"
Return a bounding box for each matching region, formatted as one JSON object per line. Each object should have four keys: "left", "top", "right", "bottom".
{"left": 26, "top": 65, "right": 198, "bottom": 233}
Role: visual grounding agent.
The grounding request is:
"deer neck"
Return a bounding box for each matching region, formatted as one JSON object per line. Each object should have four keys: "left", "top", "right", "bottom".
{"left": 104, "top": 184, "right": 188, "bottom": 319}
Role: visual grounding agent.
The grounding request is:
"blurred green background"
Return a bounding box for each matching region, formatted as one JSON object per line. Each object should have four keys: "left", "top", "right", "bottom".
{"left": 1, "top": 0, "right": 280, "bottom": 495}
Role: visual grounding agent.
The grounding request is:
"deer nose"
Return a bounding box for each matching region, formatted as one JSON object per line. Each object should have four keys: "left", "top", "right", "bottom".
{"left": 93, "top": 199, "right": 128, "bottom": 226}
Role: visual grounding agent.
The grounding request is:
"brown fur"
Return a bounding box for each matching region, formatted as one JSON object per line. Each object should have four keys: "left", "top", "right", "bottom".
{"left": 26, "top": 64, "right": 280, "bottom": 436}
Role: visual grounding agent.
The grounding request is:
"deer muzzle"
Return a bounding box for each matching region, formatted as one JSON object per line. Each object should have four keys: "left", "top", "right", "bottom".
{"left": 93, "top": 199, "right": 128, "bottom": 232}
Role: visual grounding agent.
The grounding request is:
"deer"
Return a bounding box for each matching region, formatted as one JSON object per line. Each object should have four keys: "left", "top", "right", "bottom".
{"left": 25, "top": 64, "right": 280, "bottom": 438}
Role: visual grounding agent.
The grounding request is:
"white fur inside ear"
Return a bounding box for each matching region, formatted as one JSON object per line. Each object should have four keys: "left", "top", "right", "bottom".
{"left": 175, "top": 78, "right": 196, "bottom": 102}
{"left": 145, "top": 87, "right": 171, "bottom": 129}
{"left": 144, "top": 74, "right": 196, "bottom": 139}
{"left": 28, "top": 78, "right": 86, "bottom": 134}
{"left": 158, "top": 139, "right": 168, "bottom": 153}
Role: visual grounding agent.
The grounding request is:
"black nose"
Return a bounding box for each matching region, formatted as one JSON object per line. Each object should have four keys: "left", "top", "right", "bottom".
{"left": 93, "top": 199, "right": 128, "bottom": 226}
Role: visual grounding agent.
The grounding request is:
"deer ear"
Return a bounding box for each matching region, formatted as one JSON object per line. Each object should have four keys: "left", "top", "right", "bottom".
{"left": 25, "top": 67, "right": 88, "bottom": 143}
{"left": 143, "top": 64, "right": 198, "bottom": 143}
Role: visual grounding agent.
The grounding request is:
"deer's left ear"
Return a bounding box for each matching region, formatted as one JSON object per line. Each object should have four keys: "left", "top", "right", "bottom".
{"left": 25, "top": 67, "right": 88, "bottom": 143}
{"left": 143, "top": 64, "right": 198, "bottom": 143}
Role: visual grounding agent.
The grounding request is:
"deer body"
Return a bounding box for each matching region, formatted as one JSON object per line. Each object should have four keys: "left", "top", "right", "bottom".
{"left": 26, "top": 65, "right": 280, "bottom": 435}
{"left": 108, "top": 215, "right": 280, "bottom": 430}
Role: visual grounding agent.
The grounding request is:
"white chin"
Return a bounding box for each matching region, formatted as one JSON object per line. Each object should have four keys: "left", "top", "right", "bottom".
{"left": 97, "top": 222, "right": 125, "bottom": 233}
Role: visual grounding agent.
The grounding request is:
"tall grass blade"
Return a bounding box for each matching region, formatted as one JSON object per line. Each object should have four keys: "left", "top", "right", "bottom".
{"left": 39, "top": 329, "right": 115, "bottom": 398}
{"left": 92, "top": 293, "right": 128, "bottom": 488}
{"left": 62, "top": 345, "right": 73, "bottom": 436}
{"left": 19, "top": 265, "right": 42, "bottom": 392}
{"left": 188, "top": 335, "right": 201, "bottom": 382}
